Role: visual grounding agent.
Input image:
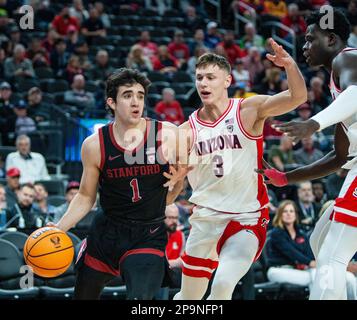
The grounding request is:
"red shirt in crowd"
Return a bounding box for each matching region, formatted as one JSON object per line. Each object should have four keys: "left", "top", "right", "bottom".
{"left": 166, "top": 230, "right": 185, "bottom": 260}
{"left": 217, "top": 41, "right": 245, "bottom": 66}
{"left": 281, "top": 15, "right": 307, "bottom": 37}
{"left": 168, "top": 43, "right": 190, "bottom": 61}
{"left": 155, "top": 100, "right": 185, "bottom": 125}
{"left": 52, "top": 15, "right": 80, "bottom": 36}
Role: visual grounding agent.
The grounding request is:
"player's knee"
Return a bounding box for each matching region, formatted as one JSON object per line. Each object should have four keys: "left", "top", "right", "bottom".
{"left": 210, "top": 276, "right": 235, "bottom": 298}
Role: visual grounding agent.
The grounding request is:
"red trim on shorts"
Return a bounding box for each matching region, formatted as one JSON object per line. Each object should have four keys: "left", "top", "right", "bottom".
{"left": 119, "top": 248, "right": 165, "bottom": 267}
{"left": 194, "top": 99, "right": 233, "bottom": 127}
{"left": 98, "top": 127, "right": 105, "bottom": 171}
{"left": 334, "top": 177, "right": 357, "bottom": 212}
{"left": 333, "top": 212, "right": 357, "bottom": 227}
{"left": 181, "top": 252, "right": 219, "bottom": 270}
{"left": 84, "top": 253, "right": 120, "bottom": 276}
{"left": 75, "top": 238, "right": 87, "bottom": 265}
{"left": 216, "top": 208, "right": 269, "bottom": 262}
{"left": 108, "top": 119, "right": 150, "bottom": 154}
{"left": 236, "top": 98, "right": 263, "bottom": 140}
{"left": 182, "top": 266, "right": 213, "bottom": 279}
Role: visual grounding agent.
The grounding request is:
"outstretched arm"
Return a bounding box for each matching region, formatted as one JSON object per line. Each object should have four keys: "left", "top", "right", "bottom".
{"left": 246, "top": 38, "right": 307, "bottom": 120}
{"left": 257, "top": 123, "right": 349, "bottom": 186}
{"left": 53, "top": 135, "right": 100, "bottom": 231}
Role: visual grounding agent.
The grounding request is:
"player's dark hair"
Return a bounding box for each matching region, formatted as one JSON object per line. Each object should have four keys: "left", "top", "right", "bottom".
{"left": 105, "top": 68, "right": 151, "bottom": 116}
{"left": 306, "top": 8, "right": 351, "bottom": 43}
{"left": 196, "top": 53, "right": 231, "bottom": 74}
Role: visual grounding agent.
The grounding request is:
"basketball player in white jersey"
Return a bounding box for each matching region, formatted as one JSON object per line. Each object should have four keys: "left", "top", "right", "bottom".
{"left": 260, "top": 10, "right": 357, "bottom": 300}
{"left": 173, "top": 39, "right": 307, "bottom": 300}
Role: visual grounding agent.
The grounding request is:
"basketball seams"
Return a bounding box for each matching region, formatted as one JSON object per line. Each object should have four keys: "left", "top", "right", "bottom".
{"left": 28, "top": 245, "right": 74, "bottom": 258}
{"left": 25, "top": 255, "right": 72, "bottom": 271}
{"left": 26, "top": 231, "right": 68, "bottom": 256}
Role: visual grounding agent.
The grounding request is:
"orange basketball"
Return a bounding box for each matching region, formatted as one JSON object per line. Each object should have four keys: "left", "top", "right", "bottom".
{"left": 24, "top": 227, "right": 74, "bottom": 278}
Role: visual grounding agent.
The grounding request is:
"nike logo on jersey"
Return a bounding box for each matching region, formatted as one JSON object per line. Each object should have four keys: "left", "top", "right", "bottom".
{"left": 150, "top": 226, "right": 160, "bottom": 234}
{"left": 108, "top": 154, "right": 121, "bottom": 161}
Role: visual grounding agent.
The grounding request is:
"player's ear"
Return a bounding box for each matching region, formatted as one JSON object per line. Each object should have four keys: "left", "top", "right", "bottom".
{"left": 327, "top": 32, "right": 337, "bottom": 47}
{"left": 106, "top": 97, "right": 116, "bottom": 113}
{"left": 225, "top": 74, "right": 232, "bottom": 89}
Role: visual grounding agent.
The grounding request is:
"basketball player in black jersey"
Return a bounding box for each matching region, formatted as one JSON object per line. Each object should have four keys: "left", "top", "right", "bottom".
{"left": 51, "top": 68, "right": 186, "bottom": 299}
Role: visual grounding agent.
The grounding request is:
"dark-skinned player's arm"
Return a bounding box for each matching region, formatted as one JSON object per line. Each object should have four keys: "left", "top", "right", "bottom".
{"left": 49, "top": 134, "right": 100, "bottom": 232}
{"left": 256, "top": 123, "right": 349, "bottom": 186}
{"left": 274, "top": 52, "right": 357, "bottom": 143}
{"left": 244, "top": 38, "right": 307, "bottom": 120}
{"left": 162, "top": 121, "right": 193, "bottom": 205}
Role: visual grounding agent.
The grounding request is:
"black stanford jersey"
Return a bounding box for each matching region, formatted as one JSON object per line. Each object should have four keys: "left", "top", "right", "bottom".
{"left": 98, "top": 119, "right": 169, "bottom": 223}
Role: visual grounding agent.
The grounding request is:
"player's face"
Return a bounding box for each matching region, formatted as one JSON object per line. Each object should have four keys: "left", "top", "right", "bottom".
{"left": 281, "top": 204, "right": 297, "bottom": 225}
{"left": 195, "top": 64, "right": 231, "bottom": 106}
{"left": 303, "top": 24, "right": 329, "bottom": 67}
{"left": 109, "top": 83, "right": 145, "bottom": 126}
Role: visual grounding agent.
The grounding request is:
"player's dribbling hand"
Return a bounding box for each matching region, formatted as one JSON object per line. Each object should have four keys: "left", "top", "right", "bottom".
{"left": 266, "top": 38, "right": 294, "bottom": 68}
{"left": 163, "top": 162, "right": 193, "bottom": 191}
{"left": 46, "top": 222, "right": 60, "bottom": 229}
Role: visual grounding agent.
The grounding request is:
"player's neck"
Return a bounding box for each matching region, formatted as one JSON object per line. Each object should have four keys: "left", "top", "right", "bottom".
{"left": 200, "top": 96, "right": 230, "bottom": 122}
{"left": 324, "top": 45, "right": 348, "bottom": 72}
{"left": 112, "top": 118, "right": 147, "bottom": 149}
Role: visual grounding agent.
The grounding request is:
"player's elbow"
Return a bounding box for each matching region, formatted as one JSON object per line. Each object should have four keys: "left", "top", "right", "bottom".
{"left": 290, "top": 89, "right": 307, "bottom": 106}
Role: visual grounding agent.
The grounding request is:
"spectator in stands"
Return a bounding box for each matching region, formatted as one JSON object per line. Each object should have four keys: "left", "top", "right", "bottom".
{"left": 33, "top": 182, "right": 56, "bottom": 222}
{"left": 168, "top": 30, "right": 190, "bottom": 69}
{"left": 311, "top": 180, "right": 328, "bottom": 207}
{"left": 266, "top": 200, "right": 317, "bottom": 287}
{"left": 239, "top": 22, "right": 265, "bottom": 53}
{"left": 94, "top": 1, "right": 111, "bottom": 29}
{"left": 267, "top": 199, "right": 356, "bottom": 299}
{"left": 188, "top": 29, "right": 209, "bottom": 56}
{"left": 232, "top": 59, "right": 251, "bottom": 90}
{"left": 154, "top": 88, "right": 184, "bottom": 125}
{"left": 26, "top": 37, "right": 50, "bottom": 67}
{"left": 89, "top": 49, "right": 114, "bottom": 83}
{"left": 73, "top": 40, "right": 91, "bottom": 71}
{"left": 0, "top": 81, "right": 16, "bottom": 111}
{"left": 12, "top": 100, "right": 37, "bottom": 136}
{"left": 216, "top": 30, "right": 244, "bottom": 66}
{"left": 27, "top": 87, "right": 50, "bottom": 124}
{"left": 296, "top": 181, "right": 321, "bottom": 232}
{"left": 263, "top": 116, "right": 283, "bottom": 139}
{"left": 204, "top": 21, "right": 221, "bottom": 49}
{"left": 347, "top": 0, "right": 357, "bottom": 26}
{"left": 51, "top": 6, "right": 80, "bottom": 36}
{"left": 263, "top": 0, "right": 287, "bottom": 20}
{"left": 0, "top": 183, "right": 6, "bottom": 211}
{"left": 69, "top": 0, "right": 89, "bottom": 25}
{"left": 81, "top": 7, "right": 106, "bottom": 45}
{"left": 165, "top": 203, "right": 185, "bottom": 280}
{"left": 53, "top": 181, "right": 80, "bottom": 222}
{"left": 184, "top": 5, "right": 205, "bottom": 31}
{"left": 152, "top": 45, "right": 178, "bottom": 73}
{"left": 5, "top": 134, "right": 50, "bottom": 184}
{"left": 66, "top": 24, "right": 82, "bottom": 53}
{"left": 293, "top": 102, "right": 313, "bottom": 122}
{"left": 294, "top": 136, "right": 324, "bottom": 166}
{"left": 325, "top": 168, "right": 348, "bottom": 200}
{"left": 6, "top": 183, "right": 44, "bottom": 233}
{"left": 5, "top": 167, "right": 20, "bottom": 209}
{"left": 4, "top": 44, "right": 35, "bottom": 80}
{"left": 308, "top": 76, "right": 331, "bottom": 113}
{"left": 126, "top": 44, "right": 153, "bottom": 72}
{"left": 241, "top": 46, "right": 264, "bottom": 86}
{"left": 348, "top": 25, "right": 357, "bottom": 49}
{"left": 267, "top": 135, "right": 295, "bottom": 172}
{"left": 65, "top": 55, "right": 84, "bottom": 83}
{"left": 281, "top": 3, "right": 307, "bottom": 38}
{"left": 50, "top": 38, "right": 70, "bottom": 78}
{"left": 7, "top": 24, "right": 26, "bottom": 53}
{"left": 0, "top": 155, "right": 4, "bottom": 178}
{"left": 41, "top": 29, "right": 60, "bottom": 56}
{"left": 187, "top": 45, "right": 208, "bottom": 76}
{"left": 137, "top": 31, "right": 158, "bottom": 60}
{"left": 64, "top": 74, "right": 95, "bottom": 109}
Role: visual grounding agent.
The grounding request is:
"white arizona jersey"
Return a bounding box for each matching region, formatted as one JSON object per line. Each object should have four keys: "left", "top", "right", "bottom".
{"left": 329, "top": 47, "right": 357, "bottom": 170}
{"left": 187, "top": 98, "right": 269, "bottom": 213}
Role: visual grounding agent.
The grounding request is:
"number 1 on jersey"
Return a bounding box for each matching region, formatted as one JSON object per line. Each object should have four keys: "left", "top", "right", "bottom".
{"left": 130, "top": 178, "right": 142, "bottom": 202}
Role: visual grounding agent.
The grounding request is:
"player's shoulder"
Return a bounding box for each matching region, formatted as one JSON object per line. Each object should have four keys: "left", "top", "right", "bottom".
{"left": 82, "top": 131, "right": 101, "bottom": 154}
{"left": 333, "top": 48, "right": 357, "bottom": 70}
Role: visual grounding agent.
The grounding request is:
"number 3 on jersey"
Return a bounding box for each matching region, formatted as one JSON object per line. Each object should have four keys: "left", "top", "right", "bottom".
{"left": 213, "top": 155, "right": 224, "bottom": 178}
{"left": 130, "top": 178, "right": 142, "bottom": 202}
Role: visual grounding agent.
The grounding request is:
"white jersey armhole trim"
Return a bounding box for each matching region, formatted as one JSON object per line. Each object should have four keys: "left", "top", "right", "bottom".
{"left": 188, "top": 115, "right": 197, "bottom": 155}
{"left": 236, "top": 98, "right": 263, "bottom": 140}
